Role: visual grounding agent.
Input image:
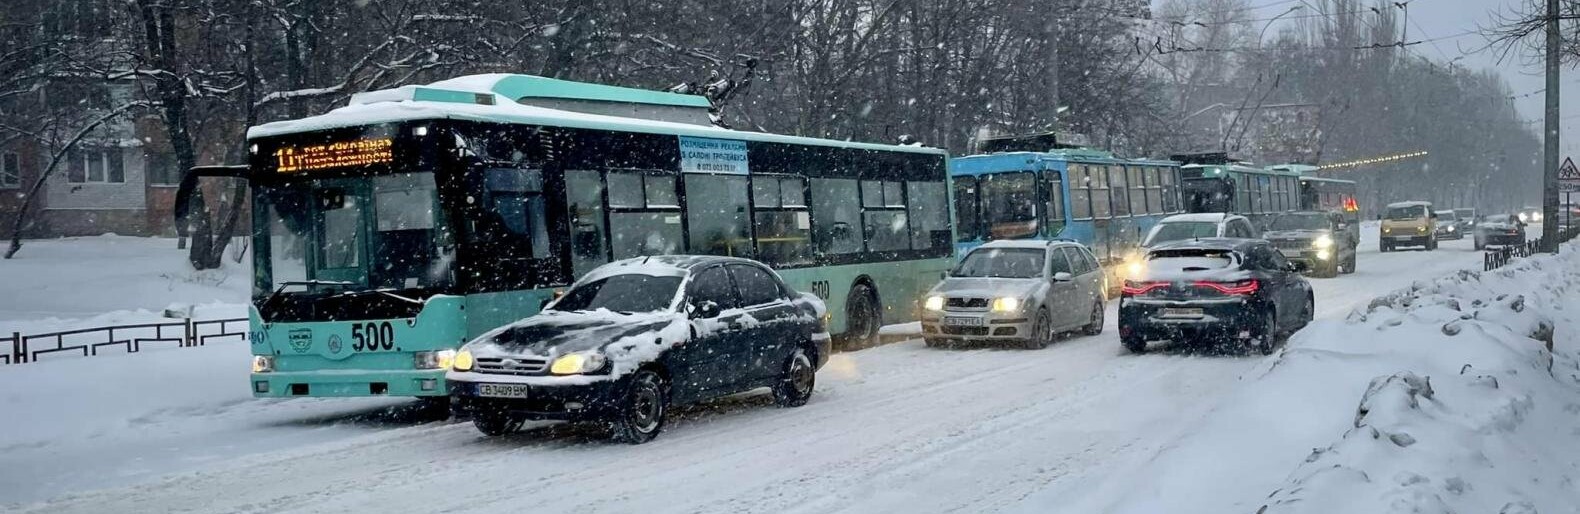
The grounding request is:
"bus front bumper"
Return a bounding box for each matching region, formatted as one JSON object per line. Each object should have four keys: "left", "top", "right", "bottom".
{"left": 250, "top": 369, "right": 449, "bottom": 398}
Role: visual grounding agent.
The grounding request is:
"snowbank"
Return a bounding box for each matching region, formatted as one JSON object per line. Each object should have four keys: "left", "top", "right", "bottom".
{"left": 0, "top": 235, "right": 248, "bottom": 335}
{"left": 0, "top": 340, "right": 409, "bottom": 504}
{"left": 1083, "top": 243, "right": 1580, "bottom": 513}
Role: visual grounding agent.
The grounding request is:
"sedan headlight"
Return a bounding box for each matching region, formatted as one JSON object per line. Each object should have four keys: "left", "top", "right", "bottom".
{"left": 252, "top": 355, "right": 274, "bottom": 373}
{"left": 452, "top": 349, "right": 474, "bottom": 371}
{"left": 550, "top": 351, "right": 608, "bottom": 375}
{"left": 924, "top": 295, "right": 945, "bottom": 311}
{"left": 414, "top": 349, "right": 456, "bottom": 370}
{"left": 990, "top": 297, "right": 1022, "bottom": 313}
{"left": 1312, "top": 235, "right": 1334, "bottom": 249}
{"left": 1382, "top": 226, "right": 1392, "bottom": 234}
{"left": 1519, "top": 213, "right": 1530, "bottom": 222}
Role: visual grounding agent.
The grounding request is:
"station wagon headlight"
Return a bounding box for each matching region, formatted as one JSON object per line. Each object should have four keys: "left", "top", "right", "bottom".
{"left": 551, "top": 351, "right": 608, "bottom": 375}
{"left": 1312, "top": 235, "right": 1334, "bottom": 249}
{"left": 452, "top": 349, "right": 474, "bottom": 372}
{"left": 252, "top": 355, "right": 274, "bottom": 373}
{"left": 924, "top": 295, "right": 945, "bottom": 311}
{"left": 415, "top": 349, "right": 456, "bottom": 370}
{"left": 991, "top": 297, "right": 1022, "bottom": 313}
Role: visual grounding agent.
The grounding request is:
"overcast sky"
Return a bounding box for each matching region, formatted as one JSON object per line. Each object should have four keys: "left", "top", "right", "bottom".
{"left": 1164, "top": 0, "right": 1580, "bottom": 160}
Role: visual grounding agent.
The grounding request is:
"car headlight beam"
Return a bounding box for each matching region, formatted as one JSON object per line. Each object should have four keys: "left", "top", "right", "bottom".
{"left": 1313, "top": 235, "right": 1334, "bottom": 249}
{"left": 924, "top": 295, "right": 945, "bottom": 312}
{"left": 452, "top": 349, "right": 474, "bottom": 372}
{"left": 990, "top": 297, "right": 1021, "bottom": 313}
{"left": 415, "top": 349, "right": 457, "bottom": 370}
{"left": 252, "top": 355, "right": 275, "bottom": 373}
{"left": 551, "top": 351, "right": 608, "bottom": 375}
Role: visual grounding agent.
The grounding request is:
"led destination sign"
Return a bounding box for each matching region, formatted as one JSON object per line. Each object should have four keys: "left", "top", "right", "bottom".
{"left": 274, "top": 138, "right": 394, "bottom": 173}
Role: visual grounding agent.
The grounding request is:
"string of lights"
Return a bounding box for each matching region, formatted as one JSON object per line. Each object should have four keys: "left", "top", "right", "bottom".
{"left": 1318, "top": 150, "right": 1429, "bottom": 171}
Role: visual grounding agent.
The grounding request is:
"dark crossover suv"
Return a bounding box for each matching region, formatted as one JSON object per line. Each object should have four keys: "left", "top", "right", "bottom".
{"left": 448, "top": 256, "right": 830, "bottom": 443}
{"left": 1473, "top": 214, "right": 1527, "bottom": 250}
{"left": 1118, "top": 239, "right": 1314, "bottom": 355}
{"left": 1262, "top": 211, "right": 1357, "bottom": 278}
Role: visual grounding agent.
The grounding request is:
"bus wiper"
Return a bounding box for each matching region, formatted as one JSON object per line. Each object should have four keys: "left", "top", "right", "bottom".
{"left": 265, "top": 280, "right": 355, "bottom": 305}
{"left": 336, "top": 288, "right": 425, "bottom": 305}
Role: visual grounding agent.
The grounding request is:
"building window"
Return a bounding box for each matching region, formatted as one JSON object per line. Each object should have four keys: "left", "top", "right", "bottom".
{"left": 146, "top": 151, "right": 179, "bottom": 186}
{"left": 1, "top": 152, "right": 19, "bottom": 188}
{"left": 67, "top": 148, "right": 124, "bottom": 184}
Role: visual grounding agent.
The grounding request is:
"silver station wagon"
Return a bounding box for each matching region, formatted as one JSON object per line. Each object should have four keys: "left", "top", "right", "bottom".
{"left": 920, "top": 240, "right": 1107, "bottom": 349}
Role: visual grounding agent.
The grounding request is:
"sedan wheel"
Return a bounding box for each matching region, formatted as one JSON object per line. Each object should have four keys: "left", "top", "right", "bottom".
{"left": 1082, "top": 301, "right": 1105, "bottom": 336}
{"left": 610, "top": 370, "right": 667, "bottom": 444}
{"left": 772, "top": 349, "right": 815, "bottom": 407}
{"left": 1252, "top": 309, "right": 1278, "bottom": 356}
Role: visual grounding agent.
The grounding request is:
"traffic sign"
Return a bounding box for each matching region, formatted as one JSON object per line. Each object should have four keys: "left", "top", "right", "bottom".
{"left": 1561, "top": 157, "right": 1580, "bottom": 182}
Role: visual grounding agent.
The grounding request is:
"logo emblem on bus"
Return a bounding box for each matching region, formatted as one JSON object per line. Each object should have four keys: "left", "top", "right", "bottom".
{"left": 327, "top": 335, "right": 343, "bottom": 354}
{"left": 289, "top": 329, "right": 313, "bottom": 354}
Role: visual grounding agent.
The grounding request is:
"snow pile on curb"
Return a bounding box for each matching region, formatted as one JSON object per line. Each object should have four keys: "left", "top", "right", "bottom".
{"left": 1103, "top": 245, "right": 1580, "bottom": 513}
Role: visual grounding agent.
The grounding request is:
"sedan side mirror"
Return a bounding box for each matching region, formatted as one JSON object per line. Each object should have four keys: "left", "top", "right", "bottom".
{"left": 1052, "top": 272, "right": 1074, "bottom": 282}
{"left": 689, "top": 300, "right": 721, "bottom": 319}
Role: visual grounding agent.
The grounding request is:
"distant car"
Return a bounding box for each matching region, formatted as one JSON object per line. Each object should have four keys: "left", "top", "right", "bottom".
{"left": 1118, "top": 238, "right": 1314, "bottom": 355}
{"left": 1433, "top": 210, "right": 1464, "bottom": 240}
{"left": 1518, "top": 206, "right": 1543, "bottom": 224}
{"left": 1379, "top": 201, "right": 1437, "bottom": 252}
{"left": 448, "top": 255, "right": 830, "bottom": 443}
{"left": 1473, "top": 214, "right": 1527, "bottom": 250}
{"left": 1125, "top": 213, "right": 1259, "bottom": 279}
{"left": 1453, "top": 208, "right": 1476, "bottom": 232}
{"left": 920, "top": 240, "right": 1106, "bottom": 349}
{"left": 1263, "top": 211, "right": 1357, "bottom": 277}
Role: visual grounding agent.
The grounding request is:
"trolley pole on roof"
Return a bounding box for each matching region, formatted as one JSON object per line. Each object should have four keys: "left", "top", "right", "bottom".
{"left": 1542, "top": 0, "right": 1561, "bottom": 253}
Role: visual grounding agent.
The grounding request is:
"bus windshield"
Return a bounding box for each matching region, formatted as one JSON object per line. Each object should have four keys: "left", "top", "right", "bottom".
{"left": 254, "top": 171, "right": 453, "bottom": 299}
{"left": 980, "top": 173, "right": 1039, "bottom": 239}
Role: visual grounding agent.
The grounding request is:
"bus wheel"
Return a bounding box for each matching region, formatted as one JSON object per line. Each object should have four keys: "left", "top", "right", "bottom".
{"left": 840, "top": 283, "right": 881, "bottom": 350}
{"left": 415, "top": 396, "right": 451, "bottom": 421}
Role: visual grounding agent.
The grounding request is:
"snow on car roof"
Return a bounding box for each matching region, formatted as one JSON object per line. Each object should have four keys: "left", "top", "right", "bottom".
{"left": 1387, "top": 201, "right": 1433, "bottom": 208}
{"left": 1159, "top": 213, "right": 1232, "bottom": 223}
{"left": 248, "top": 75, "right": 946, "bottom": 156}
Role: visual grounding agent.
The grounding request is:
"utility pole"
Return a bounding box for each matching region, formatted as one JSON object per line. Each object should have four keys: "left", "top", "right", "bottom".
{"left": 1046, "top": 5, "right": 1061, "bottom": 131}
{"left": 1542, "top": 0, "right": 1560, "bottom": 252}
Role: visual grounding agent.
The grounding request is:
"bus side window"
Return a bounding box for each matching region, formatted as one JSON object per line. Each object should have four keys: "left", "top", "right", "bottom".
{"left": 810, "top": 178, "right": 864, "bottom": 255}
{"left": 906, "top": 181, "right": 949, "bottom": 251}
{"left": 607, "top": 170, "right": 683, "bottom": 260}
{"left": 953, "top": 177, "right": 979, "bottom": 243}
{"left": 1043, "top": 171, "right": 1065, "bottom": 229}
{"left": 861, "top": 179, "right": 910, "bottom": 252}
{"left": 685, "top": 173, "right": 751, "bottom": 258}
{"left": 753, "top": 175, "right": 812, "bottom": 266}
{"left": 1069, "top": 166, "right": 1092, "bottom": 220}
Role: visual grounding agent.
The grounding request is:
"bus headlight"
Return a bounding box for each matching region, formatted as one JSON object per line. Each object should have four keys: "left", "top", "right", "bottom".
{"left": 252, "top": 355, "right": 275, "bottom": 373}
{"left": 1313, "top": 235, "right": 1334, "bottom": 249}
{"left": 991, "top": 297, "right": 1022, "bottom": 313}
{"left": 415, "top": 349, "right": 457, "bottom": 370}
{"left": 924, "top": 295, "right": 945, "bottom": 312}
{"left": 551, "top": 352, "right": 607, "bottom": 375}
{"left": 452, "top": 349, "right": 474, "bottom": 372}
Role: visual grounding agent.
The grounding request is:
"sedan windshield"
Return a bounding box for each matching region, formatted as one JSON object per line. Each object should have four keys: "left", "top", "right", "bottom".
{"left": 550, "top": 275, "right": 682, "bottom": 313}
{"left": 1435, "top": 210, "right": 1457, "bottom": 221}
{"left": 953, "top": 248, "right": 1045, "bottom": 278}
{"left": 1268, "top": 214, "right": 1328, "bottom": 231}
{"left": 1145, "top": 221, "right": 1217, "bottom": 246}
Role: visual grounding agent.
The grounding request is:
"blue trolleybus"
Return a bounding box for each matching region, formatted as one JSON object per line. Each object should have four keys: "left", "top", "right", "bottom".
{"left": 950, "top": 140, "right": 1184, "bottom": 289}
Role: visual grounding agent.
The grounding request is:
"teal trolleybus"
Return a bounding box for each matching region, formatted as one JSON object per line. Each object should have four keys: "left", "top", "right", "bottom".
{"left": 197, "top": 74, "right": 952, "bottom": 402}
{"left": 949, "top": 141, "right": 1184, "bottom": 289}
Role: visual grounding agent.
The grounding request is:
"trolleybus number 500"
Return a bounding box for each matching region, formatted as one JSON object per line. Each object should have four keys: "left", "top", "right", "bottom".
{"left": 351, "top": 322, "right": 397, "bottom": 352}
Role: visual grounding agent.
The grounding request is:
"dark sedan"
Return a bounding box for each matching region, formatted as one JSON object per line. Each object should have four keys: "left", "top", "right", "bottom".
{"left": 1473, "top": 214, "right": 1527, "bottom": 250}
{"left": 448, "top": 255, "right": 830, "bottom": 443}
{"left": 1118, "top": 239, "right": 1314, "bottom": 355}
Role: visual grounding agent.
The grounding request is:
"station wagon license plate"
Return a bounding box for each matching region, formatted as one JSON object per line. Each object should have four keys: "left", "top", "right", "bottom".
{"left": 944, "top": 316, "right": 983, "bottom": 327}
{"left": 1160, "top": 308, "right": 1204, "bottom": 318}
{"left": 477, "top": 383, "right": 530, "bottom": 399}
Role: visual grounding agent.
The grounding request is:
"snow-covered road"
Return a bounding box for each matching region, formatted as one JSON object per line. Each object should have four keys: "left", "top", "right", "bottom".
{"left": 6, "top": 228, "right": 1506, "bottom": 513}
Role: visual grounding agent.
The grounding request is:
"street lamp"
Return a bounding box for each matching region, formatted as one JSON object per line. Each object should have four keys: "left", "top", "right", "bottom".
{"left": 1258, "top": 6, "right": 1304, "bottom": 48}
